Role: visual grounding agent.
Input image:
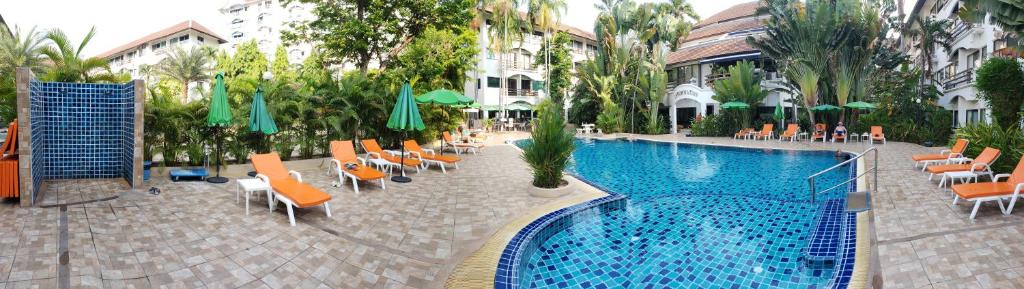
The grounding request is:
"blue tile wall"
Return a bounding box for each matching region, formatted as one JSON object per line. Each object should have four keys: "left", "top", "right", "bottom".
{"left": 28, "top": 80, "right": 136, "bottom": 192}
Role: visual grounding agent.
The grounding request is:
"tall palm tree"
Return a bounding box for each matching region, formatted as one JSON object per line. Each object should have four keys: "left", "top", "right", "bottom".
{"left": 481, "top": 0, "right": 523, "bottom": 118}
{"left": 527, "top": 0, "right": 567, "bottom": 101}
{"left": 40, "top": 27, "right": 118, "bottom": 83}
{"left": 909, "top": 17, "right": 952, "bottom": 84}
{"left": 0, "top": 25, "right": 46, "bottom": 75}
{"left": 155, "top": 45, "right": 214, "bottom": 102}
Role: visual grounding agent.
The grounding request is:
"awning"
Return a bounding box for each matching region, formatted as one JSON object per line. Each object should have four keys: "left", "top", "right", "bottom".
{"left": 699, "top": 52, "right": 761, "bottom": 64}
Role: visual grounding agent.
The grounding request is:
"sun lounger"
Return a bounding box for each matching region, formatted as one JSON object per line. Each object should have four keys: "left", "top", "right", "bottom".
{"left": 811, "top": 123, "right": 826, "bottom": 142}
{"left": 733, "top": 128, "right": 753, "bottom": 139}
{"left": 926, "top": 147, "right": 1000, "bottom": 184}
{"left": 951, "top": 156, "right": 1024, "bottom": 220}
{"left": 912, "top": 139, "right": 969, "bottom": 171}
{"left": 871, "top": 126, "right": 886, "bottom": 144}
{"left": 252, "top": 152, "right": 332, "bottom": 226}
{"left": 361, "top": 139, "right": 422, "bottom": 174}
{"left": 443, "top": 131, "right": 484, "bottom": 155}
{"left": 330, "top": 140, "right": 386, "bottom": 195}
{"left": 778, "top": 124, "right": 799, "bottom": 142}
{"left": 753, "top": 124, "right": 774, "bottom": 141}
{"left": 404, "top": 140, "right": 460, "bottom": 173}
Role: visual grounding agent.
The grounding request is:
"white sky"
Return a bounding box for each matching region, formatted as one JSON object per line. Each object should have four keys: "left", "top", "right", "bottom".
{"left": 1, "top": 0, "right": 906, "bottom": 57}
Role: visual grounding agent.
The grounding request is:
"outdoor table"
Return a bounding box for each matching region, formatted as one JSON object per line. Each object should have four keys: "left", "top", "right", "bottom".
{"left": 940, "top": 171, "right": 979, "bottom": 188}
{"left": 367, "top": 158, "right": 395, "bottom": 176}
{"left": 236, "top": 178, "right": 273, "bottom": 215}
{"left": 861, "top": 133, "right": 871, "bottom": 143}
{"left": 797, "top": 132, "right": 809, "bottom": 141}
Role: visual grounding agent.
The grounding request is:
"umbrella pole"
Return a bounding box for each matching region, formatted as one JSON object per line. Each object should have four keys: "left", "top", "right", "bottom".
{"left": 392, "top": 133, "right": 412, "bottom": 183}
{"left": 207, "top": 126, "right": 229, "bottom": 183}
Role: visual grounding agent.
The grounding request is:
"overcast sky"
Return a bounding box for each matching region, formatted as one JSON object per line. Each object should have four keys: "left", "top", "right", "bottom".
{"left": 1, "top": 0, "right": 893, "bottom": 57}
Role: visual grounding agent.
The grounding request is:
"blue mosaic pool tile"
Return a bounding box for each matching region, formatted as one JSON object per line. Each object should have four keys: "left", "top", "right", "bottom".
{"left": 500, "top": 139, "right": 859, "bottom": 289}
{"left": 805, "top": 199, "right": 845, "bottom": 268}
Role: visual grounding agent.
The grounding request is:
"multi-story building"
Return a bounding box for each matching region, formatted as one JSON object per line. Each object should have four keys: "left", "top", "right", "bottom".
{"left": 466, "top": 13, "right": 599, "bottom": 119}
{"left": 96, "top": 20, "right": 227, "bottom": 100}
{"left": 662, "top": 2, "right": 795, "bottom": 134}
{"left": 219, "top": 0, "right": 313, "bottom": 64}
{"left": 905, "top": 0, "right": 1005, "bottom": 127}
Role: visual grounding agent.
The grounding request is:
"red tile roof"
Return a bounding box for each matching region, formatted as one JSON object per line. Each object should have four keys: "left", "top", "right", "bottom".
{"left": 95, "top": 20, "right": 226, "bottom": 59}
{"left": 666, "top": 37, "right": 757, "bottom": 65}
{"left": 695, "top": 1, "right": 761, "bottom": 29}
{"left": 684, "top": 17, "right": 764, "bottom": 42}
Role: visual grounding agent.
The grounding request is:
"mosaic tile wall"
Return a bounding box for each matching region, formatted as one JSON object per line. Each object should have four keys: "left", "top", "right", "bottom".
{"left": 28, "top": 81, "right": 136, "bottom": 194}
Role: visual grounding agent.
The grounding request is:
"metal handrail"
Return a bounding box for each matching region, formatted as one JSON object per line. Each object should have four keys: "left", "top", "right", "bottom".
{"left": 808, "top": 147, "right": 879, "bottom": 202}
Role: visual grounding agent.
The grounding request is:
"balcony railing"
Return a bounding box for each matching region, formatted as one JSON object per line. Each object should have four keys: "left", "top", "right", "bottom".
{"left": 943, "top": 70, "right": 973, "bottom": 90}
{"left": 950, "top": 21, "right": 976, "bottom": 42}
{"left": 508, "top": 89, "right": 539, "bottom": 97}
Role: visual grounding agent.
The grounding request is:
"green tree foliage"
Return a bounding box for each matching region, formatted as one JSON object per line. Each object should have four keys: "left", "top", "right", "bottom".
{"left": 155, "top": 45, "right": 213, "bottom": 102}
{"left": 856, "top": 64, "right": 953, "bottom": 145}
{"left": 0, "top": 25, "right": 46, "bottom": 123}
{"left": 974, "top": 57, "right": 1024, "bottom": 128}
{"left": 712, "top": 61, "right": 768, "bottom": 128}
{"left": 393, "top": 27, "right": 478, "bottom": 89}
{"left": 960, "top": 0, "right": 1024, "bottom": 37}
{"left": 521, "top": 100, "right": 575, "bottom": 188}
{"left": 270, "top": 45, "right": 295, "bottom": 83}
{"left": 533, "top": 32, "right": 573, "bottom": 106}
{"left": 908, "top": 17, "right": 952, "bottom": 83}
{"left": 39, "top": 27, "right": 117, "bottom": 83}
{"left": 527, "top": 0, "right": 567, "bottom": 97}
{"left": 281, "top": 0, "right": 475, "bottom": 73}
{"left": 224, "top": 40, "right": 269, "bottom": 79}
{"left": 483, "top": 0, "right": 525, "bottom": 117}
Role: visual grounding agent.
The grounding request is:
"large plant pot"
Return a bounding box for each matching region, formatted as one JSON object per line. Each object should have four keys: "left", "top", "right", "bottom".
{"left": 529, "top": 178, "right": 574, "bottom": 198}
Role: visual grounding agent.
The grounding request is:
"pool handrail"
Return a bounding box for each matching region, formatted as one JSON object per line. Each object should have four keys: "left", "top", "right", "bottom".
{"left": 808, "top": 147, "right": 879, "bottom": 202}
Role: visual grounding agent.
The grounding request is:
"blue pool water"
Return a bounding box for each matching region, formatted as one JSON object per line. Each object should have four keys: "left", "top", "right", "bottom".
{"left": 513, "top": 139, "right": 853, "bottom": 289}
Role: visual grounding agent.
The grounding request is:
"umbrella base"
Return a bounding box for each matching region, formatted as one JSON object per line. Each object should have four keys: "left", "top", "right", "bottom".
{"left": 391, "top": 176, "right": 412, "bottom": 183}
{"left": 206, "top": 177, "right": 229, "bottom": 184}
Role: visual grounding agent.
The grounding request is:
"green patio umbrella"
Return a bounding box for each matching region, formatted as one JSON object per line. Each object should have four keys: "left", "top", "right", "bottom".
{"left": 810, "top": 104, "right": 842, "bottom": 112}
{"left": 205, "top": 73, "right": 231, "bottom": 183}
{"left": 773, "top": 101, "right": 785, "bottom": 127}
{"left": 844, "top": 101, "right": 876, "bottom": 110}
{"left": 720, "top": 101, "right": 750, "bottom": 109}
{"left": 387, "top": 82, "right": 425, "bottom": 183}
{"left": 249, "top": 87, "right": 278, "bottom": 158}
{"left": 416, "top": 89, "right": 473, "bottom": 155}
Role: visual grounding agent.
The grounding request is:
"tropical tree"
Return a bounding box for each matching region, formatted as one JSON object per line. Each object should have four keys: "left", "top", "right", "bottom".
{"left": 908, "top": 17, "right": 952, "bottom": 84}
{"left": 527, "top": 0, "right": 567, "bottom": 98}
{"left": 0, "top": 25, "right": 46, "bottom": 75}
{"left": 40, "top": 27, "right": 117, "bottom": 83}
{"left": 270, "top": 44, "right": 295, "bottom": 83}
{"left": 712, "top": 61, "right": 769, "bottom": 128}
{"left": 534, "top": 32, "right": 573, "bottom": 109}
{"left": 481, "top": 0, "right": 524, "bottom": 118}
{"left": 960, "top": 0, "right": 1024, "bottom": 37}
{"left": 155, "top": 45, "right": 213, "bottom": 102}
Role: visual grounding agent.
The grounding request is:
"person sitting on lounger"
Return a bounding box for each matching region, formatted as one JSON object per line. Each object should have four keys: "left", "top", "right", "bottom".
{"left": 834, "top": 122, "right": 847, "bottom": 137}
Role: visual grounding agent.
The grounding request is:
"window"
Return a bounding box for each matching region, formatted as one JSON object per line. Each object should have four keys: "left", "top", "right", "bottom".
{"left": 666, "top": 69, "right": 676, "bottom": 83}
{"left": 197, "top": 36, "right": 205, "bottom": 43}
{"left": 231, "top": 18, "right": 244, "bottom": 29}
{"left": 229, "top": 8, "right": 242, "bottom": 15}
{"left": 487, "top": 50, "right": 496, "bottom": 60}
{"left": 179, "top": 35, "right": 189, "bottom": 42}
{"left": 487, "top": 77, "right": 500, "bottom": 88}
{"left": 966, "top": 109, "right": 981, "bottom": 124}
{"left": 169, "top": 38, "right": 178, "bottom": 45}
{"left": 968, "top": 52, "right": 980, "bottom": 69}
{"left": 477, "top": 79, "right": 481, "bottom": 89}
{"left": 151, "top": 41, "right": 165, "bottom": 51}
{"left": 232, "top": 31, "right": 244, "bottom": 39}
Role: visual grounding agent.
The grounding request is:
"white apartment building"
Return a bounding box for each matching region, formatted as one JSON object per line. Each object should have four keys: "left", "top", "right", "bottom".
{"left": 905, "top": 0, "right": 1008, "bottom": 127}
{"left": 219, "top": 0, "right": 313, "bottom": 65}
{"left": 663, "top": 2, "right": 796, "bottom": 134}
{"left": 96, "top": 20, "right": 227, "bottom": 100}
{"left": 466, "top": 13, "right": 599, "bottom": 119}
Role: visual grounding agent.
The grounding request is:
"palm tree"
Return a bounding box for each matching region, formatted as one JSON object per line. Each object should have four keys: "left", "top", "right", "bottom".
{"left": 155, "top": 45, "right": 214, "bottom": 102}
{"left": 527, "top": 0, "right": 567, "bottom": 101}
{"left": 481, "top": 0, "right": 523, "bottom": 119}
{"left": 712, "top": 61, "right": 769, "bottom": 128}
{"left": 40, "top": 27, "right": 118, "bottom": 83}
{"left": 0, "top": 25, "right": 46, "bottom": 75}
{"left": 960, "top": 0, "right": 1024, "bottom": 36}
{"left": 909, "top": 17, "right": 952, "bottom": 84}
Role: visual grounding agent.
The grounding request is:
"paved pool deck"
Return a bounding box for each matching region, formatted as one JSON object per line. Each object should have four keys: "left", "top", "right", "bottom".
{"left": 0, "top": 132, "right": 1020, "bottom": 288}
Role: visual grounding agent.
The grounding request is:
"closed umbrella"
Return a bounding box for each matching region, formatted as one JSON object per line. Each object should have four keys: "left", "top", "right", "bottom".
{"left": 773, "top": 101, "right": 785, "bottom": 128}
{"left": 416, "top": 89, "right": 473, "bottom": 155}
{"left": 387, "top": 82, "right": 425, "bottom": 183}
{"left": 249, "top": 87, "right": 279, "bottom": 136}
{"left": 206, "top": 73, "right": 231, "bottom": 184}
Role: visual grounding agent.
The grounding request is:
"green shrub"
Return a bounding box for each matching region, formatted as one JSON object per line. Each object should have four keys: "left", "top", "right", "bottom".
{"left": 691, "top": 114, "right": 730, "bottom": 137}
{"left": 953, "top": 123, "right": 1024, "bottom": 173}
{"left": 596, "top": 101, "right": 624, "bottom": 133}
{"left": 852, "top": 106, "right": 952, "bottom": 145}
{"left": 522, "top": 103, "right": 576, "bottom": 188}
{"left": 975, "top": 57, "right": 1024, "bottom": 128}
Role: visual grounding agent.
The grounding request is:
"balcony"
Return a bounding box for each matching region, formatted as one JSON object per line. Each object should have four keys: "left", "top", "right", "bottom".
{"left": 508, "top": 89, "right": 539, "bottom": 97}
{"left": 943, "top": 70, "right": 973, "bottom": 90}
{"left": 950, "top": 21, "right": 978, "bottom": 43}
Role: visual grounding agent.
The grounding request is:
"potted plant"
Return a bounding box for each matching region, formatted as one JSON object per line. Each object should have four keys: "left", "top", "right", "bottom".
{"left": 521, "top": 101, "right": 576, "bottom": 197}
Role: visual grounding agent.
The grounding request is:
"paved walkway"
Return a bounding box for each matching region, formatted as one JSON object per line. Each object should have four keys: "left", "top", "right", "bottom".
{"left": 2, "top": 133, "right": 1021, "bottom": 288}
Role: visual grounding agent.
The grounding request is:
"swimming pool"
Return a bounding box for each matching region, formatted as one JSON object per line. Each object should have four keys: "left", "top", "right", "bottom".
{"left": 507, "top": 138, "right": 856, "bottom": 289}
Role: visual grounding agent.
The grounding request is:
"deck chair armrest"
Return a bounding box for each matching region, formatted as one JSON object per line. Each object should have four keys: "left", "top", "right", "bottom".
{"left": 422, "top": 148, "right": 435, "bottom": 155}
{"left": 255, "top": 174, "right": 271, "bottom": 184}
{"left": 289, "top": 170, "right": 303, "bottom": 182}
{"left": 407, "top": 151, "right": 423, "bottom": 159}
{"left": 970, "top": 162, "right": 992, "bottom": 173}
{"left": 946, "top": 152, "right": 963, "bottom": 159}
{"left": 356, "top": 157, "right": 368, "bottom": 165}
{"left": 330, "top": 159, "right": 343, "bottom": 170}
{"left": 939, "top": 149, "right": 952, "bottom": 155}
{"left": 994, "top": 174, "right": 1012, "bottom": 182}
{"left": 383, "top": 150, "right": 401, "bottom": 156}
{"left": 366, "top": 151, "right": 382, "bottom": 159}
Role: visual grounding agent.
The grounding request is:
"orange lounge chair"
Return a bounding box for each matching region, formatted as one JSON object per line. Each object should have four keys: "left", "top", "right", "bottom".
{"left": 361, "top": 139, "right": 422, "bottom": 174}
{"left": 811, "top": 123, "right": 827, "bottom": 142}
{"left": 404, "top": 140, "right": 460, "bottom": 173}
{"left": 951, "top": 156, "right": 1024, "bottom": 220}
{"left": 753, "top": 124, "right": 774, "bottom": 141}
{"left": 926, "top": 147, "right": 1001, "bottom": 183}
{"left": 912, "top": 139, "right": 969, "bottom": 171}
{"left": 330, "top": 141, "right": 386, "bottom": 194}
{"left": 870, "top": 126, "right": 886, "bottom": 144}
{"left": 778, "top": 124, "right": 799, "bottom": 142}
{"left": 733, "top": 128, "right": 753, "bottom": 139}
{"left": 443, "top": 131, "right": 484, "bottom": 155}
{"left": 252, "top": 152, "right": 332, "bottom": 226}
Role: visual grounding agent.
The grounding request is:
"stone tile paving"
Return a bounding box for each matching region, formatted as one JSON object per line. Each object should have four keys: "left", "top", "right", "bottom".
{"left": 2, "top": 132, "right": 1020, "bottom": 288}
{"left": 0, "top": 132, "right": 590, "bottom": 288}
